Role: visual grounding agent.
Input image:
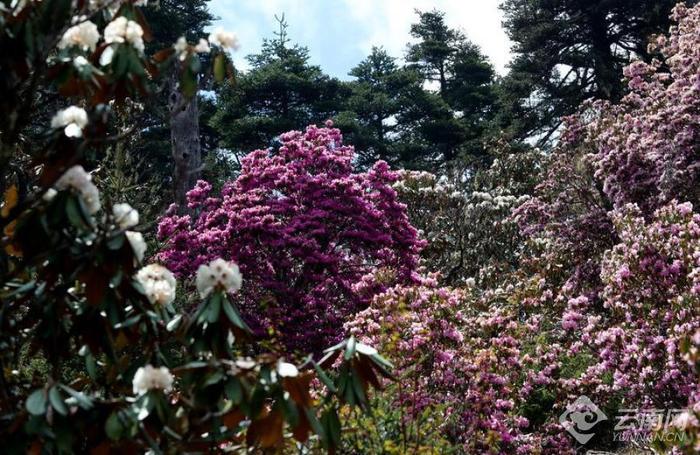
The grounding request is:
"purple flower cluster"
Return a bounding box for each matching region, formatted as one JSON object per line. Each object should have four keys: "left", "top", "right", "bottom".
{"left": 157, "top": 122, "right": 423, "bottom": 353}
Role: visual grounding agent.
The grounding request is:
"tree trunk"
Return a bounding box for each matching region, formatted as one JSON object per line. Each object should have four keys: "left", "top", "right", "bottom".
{"left": 168, "top": 75, "right": 202, "bottom": 211}
{"left": 588, "top": 9, "right": 621, "bottom": 101}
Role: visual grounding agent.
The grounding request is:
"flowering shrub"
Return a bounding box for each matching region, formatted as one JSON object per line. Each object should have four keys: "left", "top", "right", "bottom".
{"left": 584, "top": 3, "right": 700, "bottom": 214}
{"left": 349, "top": 3, "right": 700, "bottom": 453}
{"left": 346, "top": 281, "right": 577, "bottom": 453}
{"left": 157, "top": 124, "right": 424, "bottom": 353}
{"left": 395, "top": 143, "right": 541, "bottom": 286}
{"left": 586, "top": 201, "right": 700, "bottom": 405}
{"left": 0, "top": 2, "right": 389, "bottom": 452}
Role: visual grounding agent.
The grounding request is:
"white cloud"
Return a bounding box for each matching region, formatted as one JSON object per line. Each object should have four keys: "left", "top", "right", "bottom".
{"left": 346, "top": 0, "right": 512, "bottom": 73}
{"left": 209, "top": 0, "right": 512, "bottom": 76}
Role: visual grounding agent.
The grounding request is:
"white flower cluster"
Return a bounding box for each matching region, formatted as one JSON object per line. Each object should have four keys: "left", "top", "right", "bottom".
{"left": 51, "top": 105, "right": 88, "bottom": 138}
{"left": 104, "top": 16, "right": 145, "bottom": 51}
{"left": 101, "top": 16, "right": 145, "bottom": 65}
{"left": 54, "top": 165, "right": 101, "bottom": 214}
{"left": 107, "top": 203, "right": 146, "bottom": 261}
{"left": 208, "top": 28, "right": 239, "bottom": 50}
{"left": 468, "top": 192, "right": 530, "bottom": 211}
{"left": 195, "top": 258, "right": 242, "bottom": 298}
{"left": 58, "top": 20, "right": 100, "bottom": 52}
{"left": 173, "top": 37, "right": 210, "bottom": 61}
{"left": 113, "top": 202, "right": 139, "bottom": 229}
{"left": 132, "top": 364, "right": 174, "bottom": 395}
{"left": 125, "top": 230, "right": 146, "bottom": 262}
{"left": 136, "top": 264, "right": 176, "bottom": 306}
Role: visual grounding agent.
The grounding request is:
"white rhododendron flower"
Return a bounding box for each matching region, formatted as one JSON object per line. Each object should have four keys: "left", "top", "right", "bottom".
{"left": 194, "top": 38, "right": 210, "bottom": 53}
{"left": 51, "top": 106, "right": 88, "bottom": 138}
{"left": 277, "top": 360, "right": 299, "bottom": 378}
{"left": 208, "top": 28, "right": 239, "bottom": 50}
{"left": 173, "top": 36, "right": 188, "bottom": 60}
{"left": 54, "top": 165, "right": 101, "bottom": 214}
{"left": 195, "top": 258, "right": 242, "bottom": 298}
{"left": 104, "top": 16, "right": 145, "bottom": 53}
{"left": 58, "top": 20, "right": 100, "bottom": 52}
{"left": 113, "top": 202, "right": 139, "bottom": 229}
{"left": 125, "top": 231, "right": 146, "bottom": 262}
{"left": 132, "top": 364, "right": 174, "bottom": 395}
{"left": 136, "top": 264, "right": 177, "bottom": 306}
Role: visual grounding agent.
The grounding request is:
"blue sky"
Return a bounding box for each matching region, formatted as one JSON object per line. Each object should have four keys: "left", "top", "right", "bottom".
{"left": 208, "top": 0, "right": 512, "bottom": 80}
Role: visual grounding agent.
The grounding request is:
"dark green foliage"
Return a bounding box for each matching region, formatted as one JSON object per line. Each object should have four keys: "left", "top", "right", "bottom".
{"left": 212, "top": 17, "right": 347, "bottom": 158}
{"left": 499, "top": 0, "right": 694, "bottom": 145}
{"left": 404, "top": 9, "right": 498, "bottom": 171}
{"left": 113, "top": 0, "right": 216, "bottom": 212}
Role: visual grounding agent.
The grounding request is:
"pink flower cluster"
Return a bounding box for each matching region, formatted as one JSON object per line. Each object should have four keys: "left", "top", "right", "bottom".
{"left": 588, "top": 201, "right": 700, "bottom": 405}
{"left": 157, "top": 122, "right": 423, "bottom": 353}
{"left": 585, "top": 3, "right": 700, "bottom": 214}
{"left": 347, "top": 3, "right": 700, "bottom": 452}
{"left": 347, "top": 283, "right": 575, "bottom": 453}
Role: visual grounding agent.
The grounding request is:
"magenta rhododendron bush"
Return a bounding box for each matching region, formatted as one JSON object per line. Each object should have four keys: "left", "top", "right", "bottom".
{"left": 157, "top": 122, "right": 423, "bottom": 353}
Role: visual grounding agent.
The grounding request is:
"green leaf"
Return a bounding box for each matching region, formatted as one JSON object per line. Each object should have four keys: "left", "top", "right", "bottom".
{"left": 203, "top": 370, "right": 225, "bottom": 386}
{"left": 225, "top": 379, "right": 243, "bottom": 405}
{"left": 85, "top": 352, "right": 97, "bottom": 379}
{"left": 344, "top": 336, "right": 356, "bottom": 360}
{"left": 166, "top": 314, "right": 182, "bottom": 331}
{"left": 282, "top": 397, "right": 299, "bottom": 427}
{"left": 304, "top": 408, "right": 325, "bottom": 443}
{"left": 370, "top": 353, "right": 393, "bottom": 369}
{"left": 311, "top": 361, "right": 337, "bottom": 393}
{"left": 65, "top": 195, "right": 88, "bottom": 230}
{"left": 136, "top": 393, "right": 153, "bottom": 421}
{"left": 205, "top": 293, "right": 221, "bottom": 324}
{"left": 178, "top": 361, "right": 208, "bottom": 370}
{"left": 181, "top": 67, "right": 197, "bottom": 98}
{"left": 114, "top": 314, "right": 141, "bottom": 329}
{"left": 105, "top": 412, "right": 124, "bottom": 440}
{"left": 214, "top": 53, "right": 226, "bottom": 82}
{"left": 49, "top": 386, "right": 68, "bottom": 416}
{"left": 26, "top": 389, "right": 46, "bottom": 416}
{"left": 59, "top": 384, "right": 93, "bottom": 409}
{"left": 189, "top": 54, "right": 202, "bottom": 73}
{"left": 323, "top": 339, "right": 347, "bottom": 353}
{"left": 107, "top": 233, "right": 125, "bottom": 250}
{"left": 351, "top": 373, "right": 368, "bottom": 409}
{"left": 322, "top": 408, "right": 341, "bottom": 448}
{"left": 222, "top": 298, "right": 250, "bottom": 333}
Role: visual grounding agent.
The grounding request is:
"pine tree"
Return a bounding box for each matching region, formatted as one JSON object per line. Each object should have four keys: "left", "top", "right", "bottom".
{"left": 335, "top": 47, "right": 417, "bottom": 168}
{"left": 404, "top": 9, "right": 498, "bottom": 171}
{"left": 500, "top": 0, "right": 693, "bottom": 145}
{"left": 212, "top": 16, "right": 347, "bottom": 157}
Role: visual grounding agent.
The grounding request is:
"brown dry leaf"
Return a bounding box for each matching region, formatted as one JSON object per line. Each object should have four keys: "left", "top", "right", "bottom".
{"left": 3, "top": 220, "right": 22, "bottom": 257}
{"left": 28, "top": 441, "right": 42, "bottom": 455}
{"left": 282, "top": 372, "right": 314, "bottom": 407}
{"left": 89, "top": 441, "right": 111, "bottom": 455}
{"left": 246, "top": 409, "right": 284, "bottom": 448}
{"left": 222, "top": 409, "right": 245, "bottom": 429}
{"left": 1, "top": 185, "right": 18, "bottom": 218}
